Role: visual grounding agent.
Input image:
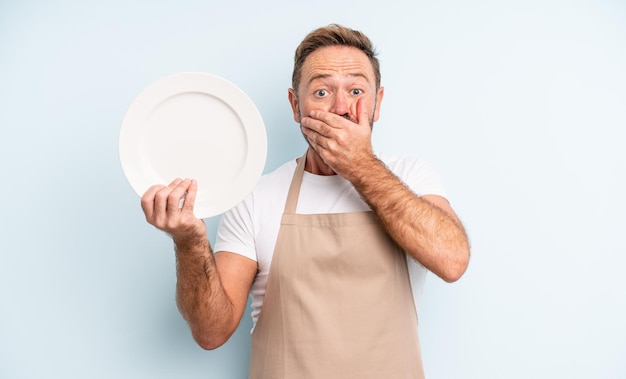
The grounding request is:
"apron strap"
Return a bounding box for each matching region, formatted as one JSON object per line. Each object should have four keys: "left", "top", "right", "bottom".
{"left": 283, "top": 151, "right": 308, "bottom": 215}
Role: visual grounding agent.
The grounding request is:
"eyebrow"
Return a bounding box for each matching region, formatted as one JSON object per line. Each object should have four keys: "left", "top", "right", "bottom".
{"left": 307, "top": 72, "right": 370, "bottom": 85}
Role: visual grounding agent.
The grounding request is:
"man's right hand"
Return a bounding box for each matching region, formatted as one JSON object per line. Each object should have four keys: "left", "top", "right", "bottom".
{"left": 140, "top": 178, "right": 207, "bottom": 243}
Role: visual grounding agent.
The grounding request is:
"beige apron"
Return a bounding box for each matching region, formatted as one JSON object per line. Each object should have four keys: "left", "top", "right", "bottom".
{"left": 249, "top": 153, "right": 425, "bottom": 379}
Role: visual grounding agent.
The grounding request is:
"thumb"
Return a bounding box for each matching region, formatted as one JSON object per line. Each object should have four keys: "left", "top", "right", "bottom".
{"left": 181, "top": 179, "right": 198, "bottom": 214}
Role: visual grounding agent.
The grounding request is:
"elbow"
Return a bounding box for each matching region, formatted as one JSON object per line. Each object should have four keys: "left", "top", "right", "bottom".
{"left": 190, "top": 325, "right": 232, "bottom": 351}
{"left": 440, "top": 266, "right": 466, "bottom": 283}
{"left": 197, "top": 340, "right": 223, "bottom": 351}
{"left": 194, "top": 332, "right": 230, "bottom": 351}
{"left": 439, "top": 247, "right": 470, "bottom": 283}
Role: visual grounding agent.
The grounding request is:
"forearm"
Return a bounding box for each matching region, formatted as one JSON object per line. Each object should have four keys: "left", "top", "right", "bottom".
{"left": 174, "top": 236, "right": 235, "bottom": 349}
{"left": 347, "top": 156, "right": 470, "bottom": 282}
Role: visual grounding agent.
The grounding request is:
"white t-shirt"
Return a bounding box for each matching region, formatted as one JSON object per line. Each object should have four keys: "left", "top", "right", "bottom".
{"left": 214, "top": 153, "right": 448, "bottom": 329}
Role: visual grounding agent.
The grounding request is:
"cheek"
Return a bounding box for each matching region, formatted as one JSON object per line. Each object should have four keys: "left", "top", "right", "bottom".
{"left": 299, "top": 99, "right": 328, "bottom": 115}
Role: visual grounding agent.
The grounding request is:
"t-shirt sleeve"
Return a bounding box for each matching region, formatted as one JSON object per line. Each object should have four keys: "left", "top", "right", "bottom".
{"left": 213, "top": 195, "right": 258, "bottom": 262}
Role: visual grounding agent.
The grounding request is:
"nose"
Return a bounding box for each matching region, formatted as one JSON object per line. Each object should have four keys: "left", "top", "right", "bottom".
{"left": 329, "top": 92, "right": 351, "bottom": 119}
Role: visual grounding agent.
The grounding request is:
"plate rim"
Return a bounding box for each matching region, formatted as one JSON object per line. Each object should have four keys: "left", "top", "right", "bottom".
{"left": 119, "top": 71, "right": 267, "bottom": 218}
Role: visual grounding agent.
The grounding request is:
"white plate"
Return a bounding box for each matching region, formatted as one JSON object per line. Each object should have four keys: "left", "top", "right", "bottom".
{"left": 119, "top": 72, "right": 267, "bottom": 218}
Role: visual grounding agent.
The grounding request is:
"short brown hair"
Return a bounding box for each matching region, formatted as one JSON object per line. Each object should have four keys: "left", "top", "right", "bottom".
{"left": 292, "top": 24, "right": 381, "bottom": 93}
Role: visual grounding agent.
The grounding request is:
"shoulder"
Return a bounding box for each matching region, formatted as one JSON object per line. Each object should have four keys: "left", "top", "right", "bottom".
{"left": 254, "top": 159, "right": 297, "bottom": 192}
{"left": 376, "top": 152, "right": 447, "bottom": 198}
{"left": 243, "top": 157, "right": 299, "bottom": 218}
{"left": 377, "top": 152, "right": 434, "bottom": 179}
{"left": 214, "top": 158, "right": 297, "bottom": 258}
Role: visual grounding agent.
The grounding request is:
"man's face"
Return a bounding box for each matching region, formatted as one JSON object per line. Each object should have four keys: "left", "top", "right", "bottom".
{"left": 289, "top": 45, "right": 384, "bottom": 127}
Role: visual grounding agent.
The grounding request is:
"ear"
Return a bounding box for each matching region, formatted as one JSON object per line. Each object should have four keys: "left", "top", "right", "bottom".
{"left": 372, "top": 86, "right": 384, "bottom": 122}
{"left": 288, "top": 88, "right": 301, "bottom": 123}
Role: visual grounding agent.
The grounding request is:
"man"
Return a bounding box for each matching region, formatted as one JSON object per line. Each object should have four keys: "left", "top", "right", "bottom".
{"left": 141, "top": 24, "right": 470, "bottom": 378}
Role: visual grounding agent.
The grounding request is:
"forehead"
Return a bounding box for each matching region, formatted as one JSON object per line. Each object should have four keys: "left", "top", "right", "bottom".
{"left": 300, "top": 45, "right": 376, "bottom": 85}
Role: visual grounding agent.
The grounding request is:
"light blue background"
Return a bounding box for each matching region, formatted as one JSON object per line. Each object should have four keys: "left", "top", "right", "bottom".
{"left": 1, "top": 0, "right": 625, "bottom": 378}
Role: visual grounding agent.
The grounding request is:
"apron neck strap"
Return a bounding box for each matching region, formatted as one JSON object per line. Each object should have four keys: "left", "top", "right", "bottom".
{"left": 284, "top": 151, "right": 308, "bottom": 214}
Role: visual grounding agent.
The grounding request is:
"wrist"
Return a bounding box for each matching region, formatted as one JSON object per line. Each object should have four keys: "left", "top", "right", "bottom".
{"left": 172, "top": 222, "right": 208, "bottom": 251}
{"left": 344, "top": 153, "right": 385, "bottom": 184}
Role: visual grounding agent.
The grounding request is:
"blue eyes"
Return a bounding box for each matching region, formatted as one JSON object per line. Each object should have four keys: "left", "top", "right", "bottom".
{"left": 315, "top": 89, "right": 363, "bottom": 97}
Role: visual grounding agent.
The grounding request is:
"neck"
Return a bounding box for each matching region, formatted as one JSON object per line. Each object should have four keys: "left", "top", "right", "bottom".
{"left": 302, "top": 148, "right": 336, "bottom": 176}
